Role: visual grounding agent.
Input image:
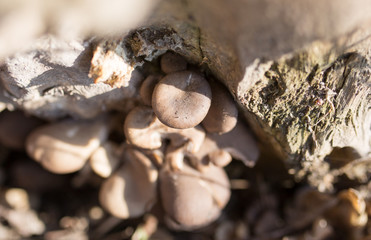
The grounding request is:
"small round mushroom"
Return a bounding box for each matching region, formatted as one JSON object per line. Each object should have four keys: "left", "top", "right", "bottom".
{"left": 89, "top": 142, "right": 122, "bottom": 178}
{"left": 202, "top": 81, "right": 238, "bottom": 134}
{"left": 124, "top": 106, "right": 205, "bottom": 152}
{"left": 160, "top": 52, "right": 187, "bottom": 74}
{"left": 152, "top": 70, "right": 212, "bottom": 129}
{"left": 160, "top": 163, "right": 230, "bottom": 230}
{"left": 26, "top": 118, "right": 108, "bottom": 174}
{"left": 139, "top": 74, "right": 163, "bottom": 106}
{"left": 99, "top": 148, "right": 158, "bottom": 219}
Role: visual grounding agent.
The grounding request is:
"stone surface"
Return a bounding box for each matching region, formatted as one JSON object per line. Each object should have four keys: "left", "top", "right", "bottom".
{"left": 0, "top": 36, "right": 143, "bottom": 119}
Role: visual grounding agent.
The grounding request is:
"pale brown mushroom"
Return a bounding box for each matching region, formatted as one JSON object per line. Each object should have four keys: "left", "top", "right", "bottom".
{"left": 164, "top": 144, "right": 189, "bottom": 171}
{"left": 99, "top": 148, "right": 158, "bottom": 219}
{"left": 124, "top": 106, "right": 163, "bottom": 149}
{"left": 26, "top": 118, "right": 108, "bottom": 174}
{"left": 160, "top": 52, "right": 187, "bottom": 74}
{"left": 208, "top": 149, "right": 233, "bottom": 168}
{"left": 202, "top": 81, "right": 238, "bottom": 134}
{"left": 325, "top": 188, "right": 368, "bottom": 228}
{"left": 152, "top": 70, "right": 212, "bottom": 129}
{"left": 208, "top": 122, "right": 259, "bottom": 167}
{"left": 89, "top": 142, "right": 122, "bottom": 178}
{"left": 139, "top": 74, "right": 163, "bottom": 106}
{"left": 188, "top": 135, "right": 231, "bottom": 170}
{"left": 192, "top": 122, "right": 259, "bottom": 169}
{"left": 160, "top": 163, "right": 230, "bottom": 230}
{"left": 124, "top": 106, "right": 205, "bottom": 152}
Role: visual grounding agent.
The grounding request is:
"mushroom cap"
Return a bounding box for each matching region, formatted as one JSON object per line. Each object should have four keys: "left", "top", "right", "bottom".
{"left": 325, "top": 188, "right": 368, "bottom": 228}
{"left": 160, "top": 163, "right": 230, "bottom": 230}
{"left": 208, "top": 149, "right": 232, "bottom": 167}
{"left": 89, "top": 142, "right": 122, "bottom": 178}
{"left": 124, "top": 106, "right": 163, "bottom": 149}
{"left": 160, "top": 52, "right": 187, "bottom": 74}
{"left": 152, "top": 70, "right": 212, "bottom": 129}
{"left": 202, "top": 81, "right": 238, "bottom": 134}
{"left": 99, "top": 148, "right": 158, "bottom": 219}
{"left": 139, "top": 74, "right": 162, "bottom": 106}
{"left": 26, "top": 118, "right": 108, "bottom": 174}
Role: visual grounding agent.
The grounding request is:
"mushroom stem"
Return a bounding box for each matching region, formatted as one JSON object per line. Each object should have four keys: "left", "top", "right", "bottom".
{"left": 124, "top": 106, "right": 205, "bottom": 154}
{"left": 208, "top": 122, "right": 259, "bottom": 167}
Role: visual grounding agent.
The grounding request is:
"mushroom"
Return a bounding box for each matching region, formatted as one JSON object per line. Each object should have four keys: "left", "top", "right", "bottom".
{"left": 124, "top": 106, "right": 205, "bottom": 152}
{"left": 124, "top": 106, "right": 163, "bottom": 149}
{"left": 152, "top": 70, "right": 212, "bottom": 129}
{"left": 208, "top": 121, "right": 259, "bottom": 167}
{"left": 0, "top": 110, "right": 44, "bottom": 150}
{"left": 10, "top": 160, "right": 68, "bottom": 192}
{"left": 192, "top": 121, "right": 259, "bottom": 169}
{"left": 159, "top": 163, "right": 230, "bottom": 230}
{"left": 139, "top": 74, "right": 163, "bottom": 106}
{"left": 190, "top": 136, "right": 231, "bottom": 170}
{"left": 160, "top": 52, "right": 187, "bottom": 74}
{"left": 325, "top": 188, "right": 368, "bottom": 229}
{"left": 202, "top": 81, "right": 238, "bottom": 134}
{"left": 89, "top": 142, "right": 122, "bottom": 178}
{"left": 99, "top": 148, "right": 158, "bottom": 219}
{"left": 26, "top": 118, "right": 108, "bottom": 174}
{"left": 207, "top": 149, "right": 233, "bottom": 168}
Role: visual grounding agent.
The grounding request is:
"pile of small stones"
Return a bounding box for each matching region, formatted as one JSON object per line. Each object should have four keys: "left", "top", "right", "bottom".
{"left": 1, "top": 52, "right": 259, "bottom": 231}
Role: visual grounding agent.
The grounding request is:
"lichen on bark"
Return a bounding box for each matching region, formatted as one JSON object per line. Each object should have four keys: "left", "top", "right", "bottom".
{"left": 239, "top": 38, "right": 371, "bottom": 188}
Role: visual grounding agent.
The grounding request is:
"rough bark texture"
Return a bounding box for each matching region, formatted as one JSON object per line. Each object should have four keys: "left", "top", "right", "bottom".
{"left": 0, "top": 0, "right": 370, "bottom": 188}
{"left": 240, "top": 33, "right": 371, "bottom": 189}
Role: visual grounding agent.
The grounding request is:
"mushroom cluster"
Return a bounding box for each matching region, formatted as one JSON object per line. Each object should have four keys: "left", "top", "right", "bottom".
{"left": 23, "top": 51, "right": 260, "bottom": 230}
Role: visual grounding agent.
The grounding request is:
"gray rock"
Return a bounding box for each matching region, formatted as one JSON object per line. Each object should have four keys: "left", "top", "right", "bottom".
{"left": 0, "top": 36, "right": 142, "bottom": 119}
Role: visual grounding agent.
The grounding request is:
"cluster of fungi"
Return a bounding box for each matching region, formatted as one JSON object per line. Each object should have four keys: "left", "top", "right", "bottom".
{"left": 5, "top": 52, "right": 259, "bottom": 231}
